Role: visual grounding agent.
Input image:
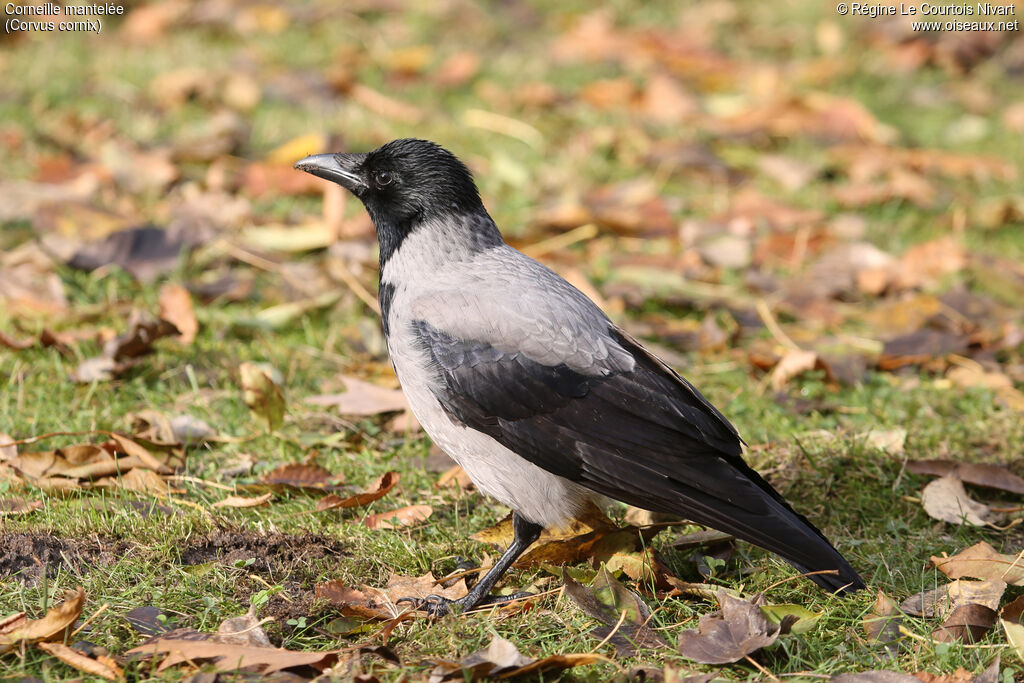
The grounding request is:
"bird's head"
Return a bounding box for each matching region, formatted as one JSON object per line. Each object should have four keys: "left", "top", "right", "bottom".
{"left": 295, "top": 138, "right": 484, "bottom": 229}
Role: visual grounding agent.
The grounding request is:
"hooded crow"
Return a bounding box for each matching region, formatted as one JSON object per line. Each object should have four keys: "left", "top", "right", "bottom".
{"left": 295, "top": 139, "right": 865, "bottom": 614}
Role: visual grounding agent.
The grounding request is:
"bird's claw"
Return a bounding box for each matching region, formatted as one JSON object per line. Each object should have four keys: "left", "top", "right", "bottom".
{"left": 397, "top": 590, "right": 536, "bottom": 617}
{"left": 396, "top": 594, "right": 455, "bottom": 617}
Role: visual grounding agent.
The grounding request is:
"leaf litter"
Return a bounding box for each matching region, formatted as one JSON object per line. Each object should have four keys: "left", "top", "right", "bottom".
{"left": 3, "top": 1, "right": 1024, "bottom": 680}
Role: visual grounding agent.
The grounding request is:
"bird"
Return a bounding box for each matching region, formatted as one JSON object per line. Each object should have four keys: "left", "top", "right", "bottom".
{"left": 295, "top": 138, "right": 865, "bottom": 614}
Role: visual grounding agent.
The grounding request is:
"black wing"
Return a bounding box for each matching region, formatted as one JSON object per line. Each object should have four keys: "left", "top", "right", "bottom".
{"left": 414, "top": 319, "right": 864, "bottom": 593}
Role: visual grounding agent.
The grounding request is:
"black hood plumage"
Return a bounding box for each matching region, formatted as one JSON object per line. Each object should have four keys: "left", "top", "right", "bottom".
{"left": 295, "top": 139, "right": 493, "bottom": 267}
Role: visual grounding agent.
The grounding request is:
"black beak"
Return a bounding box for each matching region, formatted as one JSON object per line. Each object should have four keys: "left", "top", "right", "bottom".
{"left": 294, "top": 153, "right": 368, "bottom": 192}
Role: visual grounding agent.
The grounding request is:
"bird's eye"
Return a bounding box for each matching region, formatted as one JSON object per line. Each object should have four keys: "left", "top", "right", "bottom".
{"left": 374, "top": 170, "right": 393, "bottom": 186}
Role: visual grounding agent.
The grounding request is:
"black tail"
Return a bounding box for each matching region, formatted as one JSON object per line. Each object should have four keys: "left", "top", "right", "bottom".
{"left": 648, "top": 457, "right": 865, "bottom": 594}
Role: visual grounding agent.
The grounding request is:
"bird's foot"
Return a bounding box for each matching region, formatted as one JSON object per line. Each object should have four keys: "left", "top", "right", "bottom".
{"left": 397, "top": 591, "right": 535, "bottom": 617}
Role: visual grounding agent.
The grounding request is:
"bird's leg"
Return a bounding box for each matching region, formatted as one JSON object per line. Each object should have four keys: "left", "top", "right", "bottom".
{"left": 400, "top": 513, "right": 542, "bottom": 617}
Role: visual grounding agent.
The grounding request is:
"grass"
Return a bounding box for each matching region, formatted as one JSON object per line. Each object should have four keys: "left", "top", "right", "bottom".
{"left": 2, "top": 0, "right": 1024, "bottom": 680}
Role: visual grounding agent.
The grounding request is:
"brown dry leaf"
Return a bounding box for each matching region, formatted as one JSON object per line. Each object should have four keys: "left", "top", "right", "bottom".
{"left": 363, "top": 504, "right": 432, "bottom": 530}
{"left": 428, "top": 635, "right": 601, "bottom": 681}
{"left": 910, "top": 667, "right": 989, "bottom": 683}
{"left": 473, "top": 503, "right": 653, "bottom": 569}
{"left": 641, "top": 73, "right": 697, "bottom": 124}
{"left": 900, "top": 579, "right": 1006, "bottom": 618}
{"left": 584, "top": 180, "right": 675, "bottom": 237}
{"left": 317, "top": 572, "right": 468, "bottom": 621}
{"left": 127, "top": 626, "right": 342, "bottom": 674}
{"left": 130, "top": 410, "right": 217, "bottom": 446}
{"left": 878, "top": 329, "right": 970, "bottom": 371}
{"left": 563, "top": 566, "right": 670, "bottom": 656}
{"left": 383, "top": 572, "right": 468, "bottom": 604}
{"left": 266, "top": 132, "right": 327, "bottom": 165}
{"left": 434, "top": 50, "right": 480, "bottom": 88}
{"left": 0, "top": 497, "right": 43, "bottom": 515}
{"left": 316, "top": 581, "right": 399, "bottom": 621}
{"left": 104, "top": 312, "right": 180, "bottom": 359}
{"left": 1001, "top": 595, "right": 1024, "bottom": 661}
{"left": 348, "top": 83, "right": 423, "bottom": 124}
{"left": 947, "top": 364, "right": 1024, "bottom": 414}
{"left": 109, "top": 433, "right": 171, "bottom": 473}
{"left": 604, "top": 547, "right": 678, "bottom": 591}
{"left": 260, "top": 462, "right": 345, "bottom": 493}
{"left": 930, "top": 542, "right": 1024, "bottom": 585}
{"left": 216, "top": 611, "right": 272, "bottom": 648}
{"left": 863, "top": 590, "right": 906, "bottom": 656}
{"left": 931, "top": 603, "right": 997, "bottom": 643}
{"left": 9, "top": 443, "right": 111, "bottom": 482}
{"left": 306, "top": 374, "right": 410, "bottom": 416}
{"left": 241, "top": 161, "right": 324, "bottom": 198}
{"left": 770, "top": 349, "right": 833, "bottom": 391}
{"left": 831, "top": 674, "right": 919, "bottom": 682}
{"left": 0, "top": 588, "right": 85, "bottom": 654}
{"left": 111, "top": 467, "right": 171, "bottom": 495}
{"left": 920, "top": 475, "right": 993, "bottom": 527}
{"left": 895, "top": 237, "right": 966, "bottom": 291}
{"left": 317, "top": 471, "right": 399, "bottom": 511}
{"left": 0, "top": 432, "right": 16, "bottom": 460}
{"left": 436, "top": 464, "right": 473, "bottom": 490}
{"left": 0, "top": 241, "right": 68, "bottom": 317}
{"left": 213, "top": 493, "right": 274, "bottom": 509}
{"left": 908, "top": 461, "right": 1024, "bottom": 495}
{"left": 157, "top": 284, "right": 198, "bottom": 344}
{"left": 36, "top": 641, "right": 123, "bottom": 681}
{"left": 71, "top": 310, "right": 182, "bottom": 383}
{"left": 677, "top": 591, "right": 780, "bottom": 664}
{"left": 239, "top": 362, "right": 285, "bottom": 431}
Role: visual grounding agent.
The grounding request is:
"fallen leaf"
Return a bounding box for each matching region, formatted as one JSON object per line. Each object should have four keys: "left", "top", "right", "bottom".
{"left": 831, "top": 673, "right": 919, "bottom": 682}
{"left": 266, "top": 132, "right": 327, "bottom": 165}
{"left": 67, "top": 225, "right": 198, "bottom": 283}
{"left": 878, "top": 329, "right": 970, "bottom": 371}
{"left": 363, "top": 505, "right": 432, "bottom": 530}
{"left": 317, "top": 471, "right": 400, "bottom": 510}
{"left": 1001, "top": 595, "right": 1024, "bottom": 661}
{"left": 0, "top": 497, "right": 43, "bottom": 515}
{"left": 213, "top": 493, "right": 274, "bottom": 508}
{"left": 36, "top": 641, "right": 122, "bottom": 681}
{"left": 863, "top": 590, "right": 906, "bottom": 656}
{"left": 900, "top": 579, "right": 1006, "bottom": 618}
{"left": 217, "top": 611, "right": 272, "bottom": 648}
{"left": 931, "top": 603, "right": 997, "bottom": 643}
{"left": 306, "top": 375, "right": 410, "bottom": 416}
{"left": 770, "top": 349, "right": 833, "bottom": 391}
{"left": 433, "top": 50, "right": 480, "bottom": 88}
{"left": 908, "top": 460, "right": 1024, "bottom": 495}
{"left": 127, "top": 626, "right": 342, "bottom": 674}
{"left": 930, "top": 542, "right": 1024, "bottom": 585}
{"left": 677, "top": 591, "right": 779, "bottom": 664}
{"left": 0, "top": 588, "right": 85, "bottom": 654}
{"left": 473, "top": 504, "right": 654, "bottom": 569}
{"left": 436, "top": 464, "right": 473, "bottom": 489}
{"left": 260, "top": 462, "right": 346, "bottom": 493}
{"left": 240, "top": 362, "right": 285, "bottom": 431}
{"left": 863, "top": 428, "right": 908, "bottom": 455}
{"left": 920, "top": 475, "right": 993, "bottom": 526}
{"left": 317, "top": 571, "right": 468, "bottom": 621}
{"left": 947, "top": 363, "right": 1024, "bottom": 414}
{"left": 111, "top": 467, "right": 170, "bottom": 495}
{"left": 427, "top": 635, "right": 601, "bottom": 681}
{"left": 562, "top": 566, "right": 669, "bottom": 656}
{"left": 158, "top": 284, "right": 198, "bottom": 344}
{"left": 895, "top": 237, "right": 966, "bottom": 290}
{"left": 241, "top": 222, "right": 337, "bottom": 253}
